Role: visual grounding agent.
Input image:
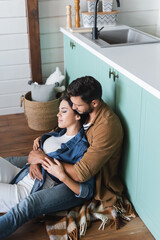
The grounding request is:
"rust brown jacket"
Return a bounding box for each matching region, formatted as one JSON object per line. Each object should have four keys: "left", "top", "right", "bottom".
{"left": 74, "top": 101, "right": 124, "bottom": 207}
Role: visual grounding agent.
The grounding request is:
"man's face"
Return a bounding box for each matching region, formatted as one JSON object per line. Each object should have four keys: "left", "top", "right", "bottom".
{"left": 70, "top": 96, "right": 93, "bottom": 114}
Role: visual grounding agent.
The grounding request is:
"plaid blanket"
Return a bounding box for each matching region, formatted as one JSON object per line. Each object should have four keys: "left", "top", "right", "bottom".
{"left": 45, "top": 196, "right": 136, "bottom": 240}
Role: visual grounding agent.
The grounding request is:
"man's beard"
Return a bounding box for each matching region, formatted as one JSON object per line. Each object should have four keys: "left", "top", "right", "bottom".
{"left": 81, "top": 105, "right": 93, "bottom": 114}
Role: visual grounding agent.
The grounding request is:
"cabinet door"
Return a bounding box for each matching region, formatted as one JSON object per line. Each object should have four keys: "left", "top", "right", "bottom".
{"left": 96, "top": 59, "right": 115, "bottom": 110}
{"left": 64, "top": 35, "right": 97, "bottom": 85}
{"left": 136, "top": 90, "right": 160, "bottom": 240}
{"left": 64, "top": 35, "right": 78, "bottom": 85}
{"left": 115, "top": 72, "right": 142, "bottom": 204}
{"left": 75, "top": 44, "right": 97, "bottom": 79}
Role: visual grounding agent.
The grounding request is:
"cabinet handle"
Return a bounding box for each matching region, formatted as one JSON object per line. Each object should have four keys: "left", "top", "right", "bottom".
{"left": 70, "top": 41, "right": 76, "bottom": 49}
{"left": 109, "top": 68, "right": 119, "bottom": 82}
{"left": 109, "top": 68, "right": 114, "bottom": 79}
{"left": 113, "top": 73, "right": 119, "bottom": 82}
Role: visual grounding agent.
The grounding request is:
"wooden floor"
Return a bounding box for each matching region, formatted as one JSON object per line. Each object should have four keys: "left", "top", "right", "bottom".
{"left": 0, "top": 113, "right": 155, "bottom": 240}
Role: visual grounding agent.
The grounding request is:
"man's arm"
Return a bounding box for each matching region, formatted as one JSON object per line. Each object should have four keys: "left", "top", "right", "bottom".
{"left": 28, "top": 149, "right": 52, "bottom": 164}
{"left": 28, "top": 148, "right": 81, "bottom": 181}
{"left": 42, "top": 158, "right": 80, "bottom": 195}
{"left": 62, "top": 162, "right": 81, "bottom": 182}
{"left": 73, "top": 119, "right": 123, "bottom": 182}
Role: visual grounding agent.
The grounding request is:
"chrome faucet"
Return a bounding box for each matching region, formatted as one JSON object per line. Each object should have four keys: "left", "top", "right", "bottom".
{"left": 92, "top": 0, "right": 120, "bottom": 40}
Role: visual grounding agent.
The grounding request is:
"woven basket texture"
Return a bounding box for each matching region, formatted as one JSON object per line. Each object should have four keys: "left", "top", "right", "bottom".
{"left": 23, "top": 92, "right": 60, "bottom": 131}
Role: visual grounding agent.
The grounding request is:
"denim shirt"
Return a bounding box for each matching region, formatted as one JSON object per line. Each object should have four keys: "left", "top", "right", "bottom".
{"left": 11, "top": 128, "right": 95, "bottom": 200}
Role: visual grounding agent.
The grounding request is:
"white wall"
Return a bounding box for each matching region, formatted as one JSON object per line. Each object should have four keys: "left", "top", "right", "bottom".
{"left": 0, "top": 0, "right": 160, "bottom": 115}
{"left": 113, "top": 0, "right": 160, "bottom": 35}
{"left": 38, "top": 0, "right": 74, "bottom": 82}
{"left": 157, "top": 10, "right": 160, "bottom": 37}
{"left": 156, "top": 1, "right": 160, "bottom": 37}
{"left": 0, "top": 0, "right": 30, "bottom": 115}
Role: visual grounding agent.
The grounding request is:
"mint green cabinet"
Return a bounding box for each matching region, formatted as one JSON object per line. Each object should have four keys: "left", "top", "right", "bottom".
{"left": 64, "top": 35, "right": 97, "bottom": 85}
{"left": 136, "top": 90, "right": 160, "bottom": 240}
{"left": 96, "top": 59, "right": 115, "bottom": 110}
{"left": 63, "top": 33, "right": 160, "bottom": 239}
{"left": 75, "top": 43, "right": 97, "bottom": 79}
{"left": 64, "top": 36, "right": 78, "bottom": 84}
{"left": 116, "top": 81, "right": 160, "bottom": 239}
{"left": 115, "top": 72, "right": 142, "bottom": 204}
{"left": 64, "top": 34, "right": 142, "bottom": 205}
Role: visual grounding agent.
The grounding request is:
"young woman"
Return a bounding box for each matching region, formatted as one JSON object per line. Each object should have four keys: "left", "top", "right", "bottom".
{"left": 0, "top": 95, "right": 94, "bottom": 213}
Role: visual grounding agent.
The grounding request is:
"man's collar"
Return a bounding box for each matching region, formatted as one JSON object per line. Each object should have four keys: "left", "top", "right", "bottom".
{"left": 90, "top": 100, "right": 105, "bottom": 125}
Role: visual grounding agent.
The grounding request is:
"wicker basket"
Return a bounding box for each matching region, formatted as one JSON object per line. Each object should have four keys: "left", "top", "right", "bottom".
{"left": 21, "top": 92, "right": 60, "bottom": 131}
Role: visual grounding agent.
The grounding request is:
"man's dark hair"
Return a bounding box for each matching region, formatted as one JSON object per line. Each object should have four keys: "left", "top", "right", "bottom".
{"left": 67, "top": 76, "right": 102, "bottom": 104}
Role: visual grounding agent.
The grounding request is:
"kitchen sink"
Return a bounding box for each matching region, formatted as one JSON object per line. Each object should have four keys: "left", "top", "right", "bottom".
{"left": 79, "top": 27, "right": 160, "bottom": 47}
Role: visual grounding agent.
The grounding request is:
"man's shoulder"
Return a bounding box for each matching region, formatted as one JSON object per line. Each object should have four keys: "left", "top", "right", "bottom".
{"left": 98, "top": 102, "right": 119, "bottom": 122}
{"left": 93, "top": 101, "right": 123, "bottom": 135}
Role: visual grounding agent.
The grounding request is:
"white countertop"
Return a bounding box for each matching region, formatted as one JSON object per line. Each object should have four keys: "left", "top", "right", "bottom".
{"left": 61, "top": 26, "right": 160, "bottom": 99}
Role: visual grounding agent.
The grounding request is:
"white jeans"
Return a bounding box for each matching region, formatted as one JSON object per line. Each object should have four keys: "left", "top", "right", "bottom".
{"left": 0, "top": 157, "right": 34, "bottom": 213}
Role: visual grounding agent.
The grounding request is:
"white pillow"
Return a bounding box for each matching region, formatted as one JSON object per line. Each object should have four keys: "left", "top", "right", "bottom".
{"left": 31, "top": 84, "right": 56, "bottom": 102}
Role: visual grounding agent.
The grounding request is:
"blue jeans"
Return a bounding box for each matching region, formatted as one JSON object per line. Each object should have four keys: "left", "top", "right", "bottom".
{"left": 0, "top": 157, "right": 88, "bottom": 239}
{"left": 5, "top": 156, "right": 28, "bottom": 168}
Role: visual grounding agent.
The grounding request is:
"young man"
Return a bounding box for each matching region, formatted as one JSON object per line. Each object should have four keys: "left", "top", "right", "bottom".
{"left": 0, "top": 76, "right": 123, "bottom": 239}
{"left": 64, "top": 76, "right": 124, "bottom": 206}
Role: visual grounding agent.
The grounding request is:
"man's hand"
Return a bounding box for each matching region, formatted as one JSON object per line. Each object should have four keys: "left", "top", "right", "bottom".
{"left": 29, "top": 164, "right": 43, "bottom": 181}
{"left": 28, "top": 149, "right": 46, "bottom": 164}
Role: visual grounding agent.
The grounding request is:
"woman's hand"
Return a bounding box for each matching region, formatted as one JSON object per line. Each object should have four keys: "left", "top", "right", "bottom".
{"left": 29, "top": 164, "right": 43, "bottom": 181}
{"left": 42, "top": 157, "right": 80, "bottom": 195}
{"left": 41, "top": 157, "right": 66, "bottom": 181}
{"left": 33, "top": 137, "right": 41, "bottom": 150}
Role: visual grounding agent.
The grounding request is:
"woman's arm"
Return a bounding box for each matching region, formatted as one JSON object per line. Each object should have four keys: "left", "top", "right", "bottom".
{"left": 32, "top": 129, "right": 55, "bottom": 151}
{"left": 33, "top": 136, "right": 41, "bottom": 150}
{"left": 41, "top": 157, "right": 80, "bottom": 195}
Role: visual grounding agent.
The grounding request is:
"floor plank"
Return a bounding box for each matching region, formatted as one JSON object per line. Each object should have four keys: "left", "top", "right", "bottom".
{"left": 0, "top": 113, "right": 45, "bottom": 158}
{"left": 0, "top": 113, "right": 155, "bottom": 240}
{"left": 6, "top": 220, "right": 49, "bottom": 240}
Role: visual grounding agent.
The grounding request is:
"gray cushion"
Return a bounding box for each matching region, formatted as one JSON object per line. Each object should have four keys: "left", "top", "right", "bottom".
{"left": 31, "top": 84, "right": 56, "bottom": 102}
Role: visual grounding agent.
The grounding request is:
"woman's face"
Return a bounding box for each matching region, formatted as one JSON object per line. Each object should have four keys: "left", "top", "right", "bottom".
{"left": 57, "top": 100, "right": 80, "bottom": 129}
